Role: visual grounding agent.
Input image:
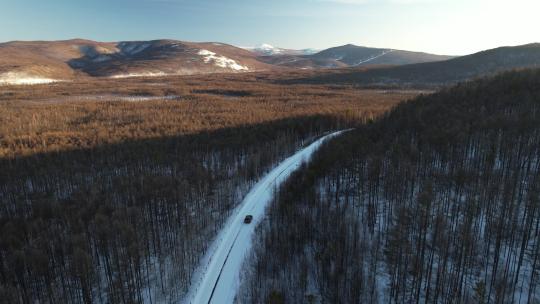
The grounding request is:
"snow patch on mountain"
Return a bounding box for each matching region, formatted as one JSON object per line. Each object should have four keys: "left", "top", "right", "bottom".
{"left": 352, "top": 49, "right": 395, "bottom": 66}
{"left": 0, "top": 72, "right": 60, "bottom": 85}
{"left": 119, "top": 42, "right": 151, "bottom": 55}
{"left": 256, "top": 44, "right": 282, "bottom": 55}
{"left": 243, "top": 44, "right": 319, "bottom": 56}
{"left": 197, "top": 49, "right": 249, "bottom": 71}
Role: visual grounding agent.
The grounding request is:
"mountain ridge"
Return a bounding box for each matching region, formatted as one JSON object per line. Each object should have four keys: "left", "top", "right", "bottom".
{"left": 294, "top": 42, "right": 540, "bottom": 86}
{"left": 0, "top": 39, "right": 456, "bottom": 85}
{"left": 256, "top": 43, "right": 454, "bottom": 69}
{"left": 0, "top": 39, "right": 274, "bottom": 84}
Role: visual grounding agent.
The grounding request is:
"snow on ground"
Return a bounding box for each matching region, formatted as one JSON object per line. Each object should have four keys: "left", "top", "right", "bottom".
{"left": 243, "top": 44, "right": 319, "bottom": 56}
{"left": 255, "top": 44, "right": 283, "bottom": 55}
{"left": 31, "top": 94, "right": 181, "bottom": 103}
{"left": 197, "top": 49, "right": 249, "bottom": 71}
{"left": 110, "top": 72, "right": 167, "bottom": 79}
{"left": 0, "top": 72, "right": 60, "bottom": 85}
{"left": 110, "top": 95, "right": 180, "bottom": 102}
{"left": 118, "top": 42, "right": 151, "bottom": 55}
{"left": 241, "top": 44, "right": 281, "bottom": 55}
{"left": 353, "top": 50, "right": 394, "bottom": 66}
{"left": 86, "top": 95, "right": 180, "bottom": 102}
{"left": 54, "top": 94, "right": 181, "bottom": 102}
{"left": 184, "top": 130, "right": 348, "bottom": 304}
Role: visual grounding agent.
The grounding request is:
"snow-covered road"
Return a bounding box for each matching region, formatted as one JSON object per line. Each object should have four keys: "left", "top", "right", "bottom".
{"left": 184, "top": 130, "right": 347, "bottom": 304}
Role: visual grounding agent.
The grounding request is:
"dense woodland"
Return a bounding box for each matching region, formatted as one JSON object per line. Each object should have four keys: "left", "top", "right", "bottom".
{"left": 0, "top": 72, "right": 409, "bottom": 158}
{"left": 0, "top": 75, "right": 407, "bottom": 303}
{"left": 0, "top": 116, "right": 336, "bottom": 303}
{"left": 239, "top": 69, "right": 540, "bottom": 303}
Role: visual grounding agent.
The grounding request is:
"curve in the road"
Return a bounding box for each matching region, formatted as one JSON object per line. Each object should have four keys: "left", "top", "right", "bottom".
{"left": 185, "top": 130, "right": 347, "bottom": 304}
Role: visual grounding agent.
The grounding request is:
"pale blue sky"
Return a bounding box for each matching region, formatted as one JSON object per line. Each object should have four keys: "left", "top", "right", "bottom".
{"left": 0, "top": 0, "right": 538, "bottom": 55}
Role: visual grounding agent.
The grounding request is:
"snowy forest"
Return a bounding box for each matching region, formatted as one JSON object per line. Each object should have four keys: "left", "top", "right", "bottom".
{"left": 239, "top": 69, "right": 540, "bottom": 303}
{"left": 0, "top": 71, "right": 405, "bottom": 303}
{"left": 0, "top": 115, "right": 351, "bottom": 303}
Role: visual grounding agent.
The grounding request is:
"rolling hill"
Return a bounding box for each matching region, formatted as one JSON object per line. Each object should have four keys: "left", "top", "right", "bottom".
{"left": 70, "top": 40, "right": 273, "bottom": 77}
{"left": 0, "top": 40, "right": 455, "bottom": 85}
{"left": 0, "top": 39, "right": 274, "bottom": 84}
{"left": 260, "top": 44, "right": 454, "bottom": 69}
{"left": 3, "top": 39, "right": 538, "bottom": 87}
{"left": 310, "top": 44, "right": 454, "bottom": 66}
{"left": 299, "top": 43, "right": 540, "bottom": 86}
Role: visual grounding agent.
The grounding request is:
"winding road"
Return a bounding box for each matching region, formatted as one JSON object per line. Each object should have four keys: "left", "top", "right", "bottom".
{"left": 184, "top": 130, "right": 346, "bottom": 304}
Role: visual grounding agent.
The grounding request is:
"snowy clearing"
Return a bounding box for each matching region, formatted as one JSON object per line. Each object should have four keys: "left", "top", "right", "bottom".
{"left": 27, "top": 94, "right": 181, "bottom": 104}
{"left": 184, "top": 130, "right": 347, "bottom": 304}
{"left": 110, "top": 72, "right": 168, "bottom": 79}
{"left": 198, "top": 49, "right": 249, "bottom": 71}
{"left": 0, "top": 72, "right": 60, "bottom": 85}
{"left": 72, "top": 94, "right": 180, "bottom": 102}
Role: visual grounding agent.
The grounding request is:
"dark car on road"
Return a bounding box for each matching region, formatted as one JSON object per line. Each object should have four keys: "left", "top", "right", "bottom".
{"left": 244, "top": 215, "right": 253, "bottom": 224}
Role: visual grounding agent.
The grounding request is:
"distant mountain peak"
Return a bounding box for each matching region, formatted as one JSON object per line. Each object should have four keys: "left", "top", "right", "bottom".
{"left": 257, "top": 43, "right": 275, "bottom": 50}
{"left": 250, "top": 44, "right": 283, "bottom": 55}
{"left": 244, "top": 44, "right": 318, "bottom": 56}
